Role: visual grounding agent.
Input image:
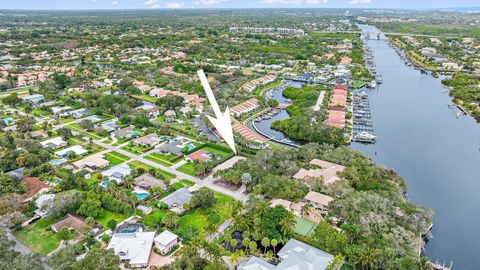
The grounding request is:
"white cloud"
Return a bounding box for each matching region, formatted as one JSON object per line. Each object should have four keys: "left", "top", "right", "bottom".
{"left": 349, "top": 0, "right": 371, "bottom": 4}
{"left": 166, "top": 2, "right": 185, "bottom": 8}
{"left": 261, "top": 0, "right": 327, "bottom": 4}
{"left": 144, "top": 0, "right": 161, "bottom": 8}
{"left": 194, "top": 0, "right": 228, "bottom": 5}
{"left": 110, "top": 0, "right": 119, "bottom": 5}
{"left": 305, "top": 0, "right": 327, "bottom": 4}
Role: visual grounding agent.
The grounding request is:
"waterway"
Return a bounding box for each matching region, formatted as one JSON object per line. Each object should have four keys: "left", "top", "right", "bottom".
{"left": 351, "top": 24, "right": 480, "bottom": 269}
{"left": 251, "top": 24, "right": 480, "bottom": 268}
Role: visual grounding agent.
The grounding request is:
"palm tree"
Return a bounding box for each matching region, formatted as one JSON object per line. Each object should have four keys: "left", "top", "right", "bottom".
{"left": 301, "top": 203, "right": 312, "bottom": 218}
{"left": 270, "top": 239, "right": 278, "bottom": 256}
{"left": 261, "top": 237, "right": 270, "bottom": 254}
{"left": 229, "top": 239, "right": 238, "bottom": 252}
{"left": 358, "top": 248, "right": 378, "bottom": 270}
{"left": 229, "top": 250, "right": 245, "bottom": 268}
{"left": 279, "top": 212, "right": 296, "bottom": 237}
{"left": 123, "top": 175, "right": 135, "bottom": 189}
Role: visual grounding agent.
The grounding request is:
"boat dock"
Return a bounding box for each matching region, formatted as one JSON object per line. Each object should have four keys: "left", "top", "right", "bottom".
{"left": 352, "top": 91, "right": 376, "bottom": 143}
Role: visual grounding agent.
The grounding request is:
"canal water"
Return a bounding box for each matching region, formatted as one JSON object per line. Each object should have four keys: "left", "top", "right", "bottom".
{"left": 351, "top": 25, "right": 480, "bottom": 269}
{"left": 252, "top": 24, "right": 480, "bottom": 268}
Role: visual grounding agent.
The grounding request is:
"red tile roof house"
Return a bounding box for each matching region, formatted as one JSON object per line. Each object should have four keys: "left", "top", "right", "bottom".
{"left": 185, "top": 149, "right": 212, "bottom": 162}
{"left": 20, "top": 177, "right": 50, "bottom": 202}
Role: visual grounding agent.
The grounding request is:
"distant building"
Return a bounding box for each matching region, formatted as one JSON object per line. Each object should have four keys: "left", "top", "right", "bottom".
{"left": 20, "top": 94, "right": 44, "bottom": 104}
{"left": 133, "top": 133, "right": 161, "bottom": 147}
{"left": 20, "top": 177, "right": 50, "bottom": 202}
{"left": 230, "top": 98, "right": 260, "bottom": 117}
{"left": 51, "top": 213, "right": 87, "bottom": 232}
{"left": 101, "top": 163, "right": 132, "bottom": 183}
{"left": 54, "top": 145, "right": 88, "bottom": 158}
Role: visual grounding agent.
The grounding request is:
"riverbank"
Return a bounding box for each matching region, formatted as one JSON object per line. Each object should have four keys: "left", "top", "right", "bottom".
{"left": 353, "top": 24, "right": 480, "bottom": 269}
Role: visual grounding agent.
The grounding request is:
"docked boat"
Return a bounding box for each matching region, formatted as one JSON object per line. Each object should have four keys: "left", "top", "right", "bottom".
{"left": 353, "top": 132, "right": 376, "bottom": 143}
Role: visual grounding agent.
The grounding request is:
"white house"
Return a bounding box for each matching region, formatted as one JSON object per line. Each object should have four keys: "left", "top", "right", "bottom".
{"left": 54, "top": 145, "right": 88, "bottom": 158}
{"left": 34, "top": 194, "right": 55, "bottom": 218}
{"left": 40, "top": 137, "right": 68, "bottom": 149}
{"left": 101, "top": 163, "right": 132, "bottom": 183}
{"left": 107, "top": 231, "right": 155, "bottom": 268}
{"left": 154, "top": 230, "right": 179, "bottom": 254}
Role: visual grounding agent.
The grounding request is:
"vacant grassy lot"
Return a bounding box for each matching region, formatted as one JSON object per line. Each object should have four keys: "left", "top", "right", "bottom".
{"left": 14, "top": 218, "right": 61, "bottom": 256}
{"left": 177, "top": 162, "right": 196, "bottom": 176}
{"left": 121, "top": 143, "right": 151, "bottom": 155}
{"left": 128, "top": 160, "right": 176, "bottom": 180}
{"left": 145, "top": 152, "right": 182, "bottom": 167}
{"left": 95, "top": 209, "right": 128, "bottom": 230}
{"left": 104, "top": 151, "right": 130, "bottom": 166}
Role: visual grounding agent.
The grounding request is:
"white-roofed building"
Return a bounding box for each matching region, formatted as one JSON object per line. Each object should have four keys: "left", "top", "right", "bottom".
{"left": 40, "top": 137, "right": 67, "bottom": 149}
{"left": 54, "top": 145, "right": 88, "bottom": 158}
{"left": 101, "top": 163, "right": 132, "bottom": 183}
{"left": 239, "top": 238, "right": 334, "bottom": 270}
{"left": 34, "top": 194, "right": 55, "bottom": 217}
{"left": 154, "top": 230, "right": 179, "bottom": 254}
{"left": 107, "top": 231, "right": 155, "bottom": 268}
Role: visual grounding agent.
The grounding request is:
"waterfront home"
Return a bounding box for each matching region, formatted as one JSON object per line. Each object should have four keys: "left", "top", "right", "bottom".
{"left": 51, "top": 213, "right": 87, "bottom": 232}
{"left": 238, "top": 238, "right": 333, "bottom": 270}
{"left": 40, "top": 137, "right": 68, "bottom": 149}
{"left": 269, "top": 198, "right": 322, "bottom": 223}
{"left": 230, "top": 98, "right": 260, "bottom": 117}
{"left": 54, "top": 145, "right": 88, "bottom": 158}
{"left": 107, "top": 231, "right": 155, "bottom": 268}
{"left": 159, "top": 187, "right": 192, "bottom": 213}
{"left": 303, "top": 191, "right": 334, "bottom": 212}
{"left": 20, "top": 177, "right": 50, "bottom": 201}
{"left": 133, "top": 133, "right": 161, "bottom": 147}
{"left": 293, "top": 159, "right": 345, "bottom": 185}
{"left": 242, "top": 75, "right": 276, "bottom": 92}
{"left": 154, "top": 230, "right": 179, "bottom": 254}
{"left": 134, "top": 173, "right": 167, "bottom": 191}
{"left": 101, "top": 163, "right": 132, "bottom": 183}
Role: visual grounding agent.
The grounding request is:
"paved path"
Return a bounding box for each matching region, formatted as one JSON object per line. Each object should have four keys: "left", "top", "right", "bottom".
{"left": 6, "top": 230, "right": 32, "bottom": 255}
{"left": 93, "top": 139, "right": 248, "bottom": 202}
{"left": 313, "top": 91, "right": 325, "bottom": 111}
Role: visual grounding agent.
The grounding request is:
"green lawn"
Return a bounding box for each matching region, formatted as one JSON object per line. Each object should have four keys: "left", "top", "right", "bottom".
{"left": 121, "top": 143, "right": 151, "bottom": 155}
{"left": 294, "top": 216, "right": 317, "bottom": 236}
{"left": 95, "top": 209, "right": 128, "bottom": 230}
{"left": 139, "top": 210, "right": 167, "bottom": 228}
{"left": 202, "top": 146, "right": 231, "bottom": 157}
{"left": 59, "top": 118, "right": 75, "bottom": 124}
{"left": 128, "top": 161, "right": 176, "bottom": 180}
{"left": 104, "top": 151, "right": 130, "bottom": 166}
{"left": 174, "top": 189, "right": 233, "bottom": 236}
{"left": 131, "top": 94, "right": 157, "bottom": 103}
{"left": 177, "top": 162, "right": 196, "bottom": 176}
{"left": 13, "top": 218, "right": 61, "bottom": 256}
{"left": 112, "top": 137, "right": 131, "bottom": 146}
{"left": 178, "top": 179, "right": 195, "bottom": 187}
{"left": 144, "top": 152, "right": 182, "bottom": 167}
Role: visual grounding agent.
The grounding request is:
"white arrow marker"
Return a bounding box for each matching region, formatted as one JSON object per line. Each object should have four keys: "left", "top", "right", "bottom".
{"left": 197, "top": 69, "right": 236, "bottom": 154}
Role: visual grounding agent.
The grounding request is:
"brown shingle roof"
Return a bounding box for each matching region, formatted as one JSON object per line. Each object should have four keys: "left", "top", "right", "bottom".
{"left": 21, "top": 177, "right": 49, "bottom": 200}
{"left": 51, "top": 214, "right": 87, "bottom": 232}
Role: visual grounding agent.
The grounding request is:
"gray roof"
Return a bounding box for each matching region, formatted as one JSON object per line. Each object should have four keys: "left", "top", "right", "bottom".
{"left": 277, "top": 239, "right": 333, "bottom": 270}
{"left": 6, "top": 167, "right": 25, "bottom": 180}
{"left": 159, "top": 187, "right": 192, "bottom": 208}
{"left": 157, "top": 141, "right": 182, "bottom": 155}
{"left": 239, "top": 239, "right": 333, "bottom": 270}
{"left": 238, "top": 256, "right": 275, "bottom": 270}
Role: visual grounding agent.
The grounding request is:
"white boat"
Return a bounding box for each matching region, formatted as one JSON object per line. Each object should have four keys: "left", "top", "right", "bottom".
{"left": 354, "top": 132, "right": 377, "bottom": 143}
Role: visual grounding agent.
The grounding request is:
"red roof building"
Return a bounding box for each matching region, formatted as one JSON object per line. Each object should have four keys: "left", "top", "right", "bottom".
{"left": 21, "top": 177, "right": 50, "bottom": 201}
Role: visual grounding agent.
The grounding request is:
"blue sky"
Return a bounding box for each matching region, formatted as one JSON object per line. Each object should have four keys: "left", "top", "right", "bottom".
{"left": 1, "top": 0, "right": 479, "bottom": 10}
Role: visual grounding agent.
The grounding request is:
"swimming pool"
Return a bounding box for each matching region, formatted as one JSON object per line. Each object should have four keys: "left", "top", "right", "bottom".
{"left": 49, "top": 159, "right": 64, "bottom": 165}
{"left": 185, "top": 143, "right": 195, "bottom": 150}
{"left": 135, "top": 192, "right": 148, "bottom": 200}
{"left": 100, "top": 181, "right": 108, "bottom": 187}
